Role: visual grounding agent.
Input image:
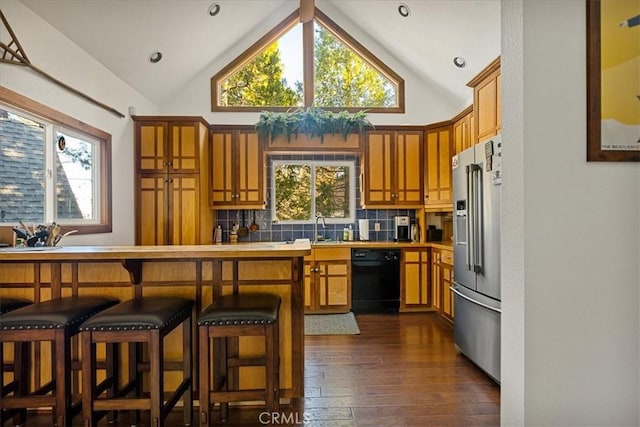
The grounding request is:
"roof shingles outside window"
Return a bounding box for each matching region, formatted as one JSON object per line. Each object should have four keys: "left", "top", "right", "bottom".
{"left": 0, "top": 117, "right": 81, "bottom": 223}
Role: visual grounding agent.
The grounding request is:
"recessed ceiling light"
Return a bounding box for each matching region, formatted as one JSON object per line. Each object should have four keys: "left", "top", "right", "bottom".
{"left": 208, "top": 3, "right": 221, "bottom": 16}
{"left": 453, "top": 56, "right": 467, "bottom": 68}
{"left": 398, "top": 3, "right": 410, "bottom": 18}
{"left": 149, "top": 51, "right": 163, "bottom": 64}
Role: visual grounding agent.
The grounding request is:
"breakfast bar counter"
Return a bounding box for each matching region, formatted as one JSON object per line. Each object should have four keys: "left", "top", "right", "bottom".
{"left": 0, "top": 239, "right": 312, "bottom": 400}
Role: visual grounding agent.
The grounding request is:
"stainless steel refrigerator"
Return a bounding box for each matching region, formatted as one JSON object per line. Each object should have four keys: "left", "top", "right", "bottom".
{"left": 452, "top": 135, "right": 502, "bottom": 383}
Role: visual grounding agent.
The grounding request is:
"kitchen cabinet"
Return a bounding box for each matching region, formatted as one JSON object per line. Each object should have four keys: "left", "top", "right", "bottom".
{"left": 134, "top": 117, "right": 213, "bottom": 245}
{"left": 210, "top": 127, "right": 265, "bottom": 209}
{"left": 361, "top": 128, "right": 423, "bottom": 208}
{"left": 468, "top": 57, "right": 501, "bottom": 143}
{"left": 304, "top": 247, "right": 351, "bottom": 313}
{"left": 431, "top": 247, "right": 454, "bottom": 322}
{"left": 424, "top": 125, "right": 453, "bottom": 211}
{"left": 400, "top": 248, "right": 430, "bottom": 311}
{"left": 453, "top": 107, "right": 474, "bottom": 154}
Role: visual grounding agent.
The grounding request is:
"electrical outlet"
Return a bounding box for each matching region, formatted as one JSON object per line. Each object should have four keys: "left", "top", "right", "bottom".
{"left": 374, "top": 222, "right": 381, "bottom": 231}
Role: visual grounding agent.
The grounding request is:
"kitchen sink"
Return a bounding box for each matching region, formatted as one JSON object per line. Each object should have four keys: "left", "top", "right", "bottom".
{"left": 312, "top": 240, "right": 344, "bottom": 245}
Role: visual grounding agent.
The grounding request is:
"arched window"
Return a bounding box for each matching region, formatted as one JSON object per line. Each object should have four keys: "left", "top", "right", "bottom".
{"left": 211, "top": 8, "right": 404, "bottom": 113}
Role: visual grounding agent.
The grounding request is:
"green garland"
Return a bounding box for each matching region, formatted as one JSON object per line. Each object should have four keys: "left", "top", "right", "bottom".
{"left": 255, "top": 108, "right": 372, "bottom": 143}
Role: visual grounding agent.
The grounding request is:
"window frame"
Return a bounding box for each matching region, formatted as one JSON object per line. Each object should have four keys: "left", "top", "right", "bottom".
{"left": 271, "top": 159, "right": 356, "bottom": 224}
{"left": 0, "top": 86, "right": 112, "bottom": 235}
{"left": 211, "top": 8, "right": 405, "bottom": 113}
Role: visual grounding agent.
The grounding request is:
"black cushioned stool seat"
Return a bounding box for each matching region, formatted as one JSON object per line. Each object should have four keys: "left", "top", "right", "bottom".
{"left": 0, "top": 296, "right": 119, "bottom": 427}
{"left": 0, "top": 297, "right": 32, "bottom": 315}
{"left": 0, "top": 296, "right": 32, "bottom": 426}
{"left": 198, "top": 293, "right": 281, "bottom": 425}
{"left": 79, "top": 296, "right": 194, "bottom": 427}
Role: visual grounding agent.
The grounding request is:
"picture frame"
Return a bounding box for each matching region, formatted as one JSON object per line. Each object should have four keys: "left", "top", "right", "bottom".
{"left": 586, "top": 0, "right": 640, "bottom": 162}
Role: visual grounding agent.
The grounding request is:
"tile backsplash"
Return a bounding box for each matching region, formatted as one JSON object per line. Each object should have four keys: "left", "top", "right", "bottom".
{"left": 214, "top": 154, "right": 416, "bottom": 243}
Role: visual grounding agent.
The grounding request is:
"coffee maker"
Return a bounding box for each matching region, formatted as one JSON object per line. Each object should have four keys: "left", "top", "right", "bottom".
{"left": 393, "top": 216, "right": 411, "bottom": 241}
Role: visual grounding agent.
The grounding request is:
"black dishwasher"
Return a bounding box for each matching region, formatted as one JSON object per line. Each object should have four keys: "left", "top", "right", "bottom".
{"left": 351, "top": 249, "right": 400, "bottom": 314}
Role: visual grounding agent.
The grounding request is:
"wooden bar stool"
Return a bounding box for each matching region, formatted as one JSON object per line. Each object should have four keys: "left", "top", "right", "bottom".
{"left": 0, "top": 295, "right": 119, "bottom": 427}
{"left": 0, "top": 297, "right": 32, "bottom": 426}
{"left": 198, "top": 293, "right": 281, "bottom": 425}
{"left": 79, "top": 296, "right": 194, "bottom": 427}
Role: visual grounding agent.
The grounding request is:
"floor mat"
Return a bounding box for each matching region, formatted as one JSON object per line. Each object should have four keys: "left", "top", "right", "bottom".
{"left": 304, "top": 312, "right": 361, "bottom": 335}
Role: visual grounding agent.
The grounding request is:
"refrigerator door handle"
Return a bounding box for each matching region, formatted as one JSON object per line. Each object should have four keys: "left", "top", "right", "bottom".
{"left": 450, "top": 286, "right": 502, "bottom": 314}
{"left": 465, "top": 165, "right": 474, "bottom": 271}
{"left": 472, "top": 164, "right": 483, "bottom": 273}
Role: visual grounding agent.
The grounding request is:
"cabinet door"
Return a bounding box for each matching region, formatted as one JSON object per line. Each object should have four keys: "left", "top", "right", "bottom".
{"left": 137, "top": 175, "right": 168, "bottom": 245}
{"left": 401, "top": 249, "right": 429, "bottom": 309}
{"left": 431, "top": 249, "right": 442, "bottom": 311}
{"left": 169, "top": 175, "right": 199, "bottom": 245}
{"left": 316, "top": 260, "right": 350, "bottom": 311}
{"left": 425, "top": 126, "right": 453, "bottom": 210}
{"left": 441, "top": 263, "right": 454, "bottom": 321}
{"left": 210, "top": 130, "right": 235, "bottom": 206}
{"left": 395, "top": 131, "right": 423, "bottom": 206}
{"left": 169, "top": 122, "right": 199, "bottom": 173}
{"left": 475, "top": 69, "right": 501, "bottom": 142}
{"left": 304, "top": 260, "right": 315, "bottom": 311}
{"left": 210, "top": 130, "right": 264, "bottom": 208}
{"left": 235, "top": 130, "right": 264, "bottom": 206}
{"left": 453, "top": 112, "right": 473, "bottom": 154}
{"left": 363, "top": 131, "right": 394, "bottom": 206}
{"left": 136, "top": 122, "right": 167, "bottom": 173}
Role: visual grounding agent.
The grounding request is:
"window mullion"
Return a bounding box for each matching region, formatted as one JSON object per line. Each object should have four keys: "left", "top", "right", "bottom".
{"left": 44, "top": 124, "right": 56, "bottom": 223}
{"left": 302, "top": 19, "right": 314, "bottom": 107}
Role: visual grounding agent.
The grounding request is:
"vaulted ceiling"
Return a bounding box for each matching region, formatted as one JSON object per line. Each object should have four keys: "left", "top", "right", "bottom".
{"left": 18, "top": 0, "right": 501, "bottom": 116}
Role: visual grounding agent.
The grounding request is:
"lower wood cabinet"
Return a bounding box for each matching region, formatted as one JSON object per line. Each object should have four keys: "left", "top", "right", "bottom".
{"left": 432, "top": 247, "right": 454, "bottom": 322}
{"left": 400, "top": 248, "right": 430, "bottom": 311}
{"left": 304, "top": 247, "right": 351, "bottom": 313}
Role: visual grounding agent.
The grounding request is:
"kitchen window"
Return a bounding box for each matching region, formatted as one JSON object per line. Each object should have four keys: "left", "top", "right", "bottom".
{"left": 272, "top": 160, "right": 355, "bottom": 224}
{"left": 0, "top": 93, "right": 112, "bottom": 234}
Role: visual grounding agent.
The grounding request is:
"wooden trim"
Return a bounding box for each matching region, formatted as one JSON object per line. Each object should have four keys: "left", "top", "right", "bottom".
{"left": 467, "top": 57, "right": 500, "bottom": 88}
{"left": 424, "top": 120, "right": 453, "bottom": 131}
{"left": 451, "top": 105, "right": 473, "bottom": 123}
{"left": 131, "top": 115, "right": 209, "bottom": 127}
{"left": 211, "top": 10, "right": 300, "bottom": 112}
{"left": 0, "top": 86, "right": 113, "bottom": 235}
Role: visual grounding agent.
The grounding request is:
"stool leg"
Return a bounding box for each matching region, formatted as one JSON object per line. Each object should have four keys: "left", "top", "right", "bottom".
{"left": 106, "top": 342, "right": 119, "bottom": 423}
{"left": 198, "top": 327, "right": 210, "bottom": 427}
{"left": 54, "top": 328, "right": 72, "bottom": 427}
{"left": 149, "top": 332, "right": 162, "bottom": 427}
{"left": 182, "top": 316, "right": 193, "bottom": 426}
{"left": 265, "top": 323, "right": 279, "bottom": 413}
{"left": 81, "top": 331, "right": 97, "bottom": 427}
{"left": 129, "top": 342, "right": 141, "bottom": 426}
{"left": 217, "top": 337, "right": 229, "bottom": 422}
{"left": 14, "top": 341, "right": 30, "bottom": 425}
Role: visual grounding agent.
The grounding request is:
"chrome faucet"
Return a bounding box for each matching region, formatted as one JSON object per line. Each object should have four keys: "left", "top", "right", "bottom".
{"left": 314, "top": 213, "right": 326, "bottom": 242}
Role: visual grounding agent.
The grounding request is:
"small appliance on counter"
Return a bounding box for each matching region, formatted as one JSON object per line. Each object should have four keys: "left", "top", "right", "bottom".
{"left": 393, "top": 216, "right": 411, "bottom": 242}
{"left": 426, "top": 225, "right": 443, "bottom": 241}
{"left": 358, "top": 219, "right": 370, "bottom": 241}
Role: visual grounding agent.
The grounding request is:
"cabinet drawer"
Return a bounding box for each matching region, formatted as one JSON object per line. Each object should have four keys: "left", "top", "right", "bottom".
{"left": 441, "top": 250, "right": 453, "bottom": 265}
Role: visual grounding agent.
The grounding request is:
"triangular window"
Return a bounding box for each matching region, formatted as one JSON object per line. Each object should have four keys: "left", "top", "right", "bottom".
{"left": 211, "top": 8, "right": 404, "bottom": 112}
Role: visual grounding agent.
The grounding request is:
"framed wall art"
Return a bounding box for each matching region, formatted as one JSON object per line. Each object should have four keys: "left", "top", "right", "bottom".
{"left": 586, "top": 0, "right": 640, "bottom": 162}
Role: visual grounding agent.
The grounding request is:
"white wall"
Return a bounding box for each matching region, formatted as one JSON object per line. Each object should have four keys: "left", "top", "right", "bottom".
{"left": 502, "top": 1, "right": 640, "bottom": 425}
{"left": 0, "top": 0, "right": 157, "bottom": 245}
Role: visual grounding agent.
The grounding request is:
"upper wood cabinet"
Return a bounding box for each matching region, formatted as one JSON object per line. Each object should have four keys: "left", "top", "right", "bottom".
{"left": 133, "top": 117, "right": 212, "bottom": 245}
{"left": 210, "top": 127, "right": 265, "bottom": 209}
{"left": 362, "top": 128, "right": 423, "bottom": 208}
{"left": 452, "top": 106, "right": 474, "bottom": 154}
{"left": 135, "top": 119, "right": 207, "bottom": 174}
{"left": 424, "top": 125, "right": 453, "bottom": 211}
{"left": 468, "top": 57, "right": 501, "bottom": 143}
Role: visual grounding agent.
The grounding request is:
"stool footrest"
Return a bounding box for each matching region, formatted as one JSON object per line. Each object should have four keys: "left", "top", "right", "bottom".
{"left": 227, "top": 356, "right": 267, "bottom": 368}
{"left": 210, "top": 389, "right": 266, "bottom": 403}
{"left": 93, "top": 398, "right": 150, "bottom": 411}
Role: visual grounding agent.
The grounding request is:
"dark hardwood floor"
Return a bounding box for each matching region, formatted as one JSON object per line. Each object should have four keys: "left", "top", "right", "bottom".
{"left": 12, "top": 313, "right": 500, "bottom": 426}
